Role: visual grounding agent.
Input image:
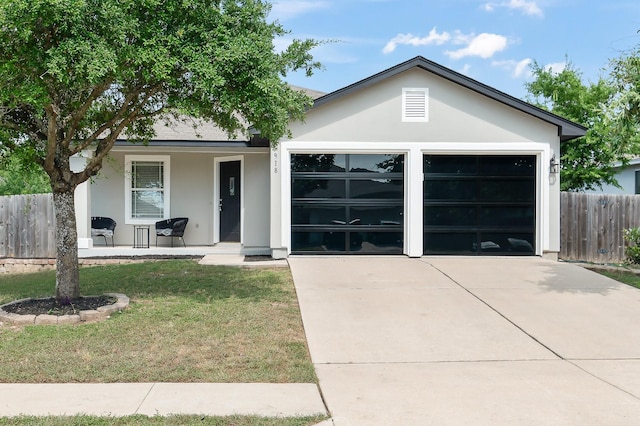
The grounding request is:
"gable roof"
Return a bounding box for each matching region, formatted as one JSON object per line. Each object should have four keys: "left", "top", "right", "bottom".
{"left": 312, "top": 56, "right": 587, "bottom": 142}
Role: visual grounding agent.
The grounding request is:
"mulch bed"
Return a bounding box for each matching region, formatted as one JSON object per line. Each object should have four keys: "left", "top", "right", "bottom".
{"left": 2, "top": 295, "right": 117, "bottom": 316}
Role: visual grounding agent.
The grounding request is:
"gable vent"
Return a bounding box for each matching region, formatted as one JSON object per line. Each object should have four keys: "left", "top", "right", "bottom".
{"left": 402, "top": 88, "right": 429, "bottom": 122}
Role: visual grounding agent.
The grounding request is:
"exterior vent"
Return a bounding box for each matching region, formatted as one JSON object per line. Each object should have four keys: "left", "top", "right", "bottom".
{"left": 402, "top": 88, "right": 428, "bottom": 122}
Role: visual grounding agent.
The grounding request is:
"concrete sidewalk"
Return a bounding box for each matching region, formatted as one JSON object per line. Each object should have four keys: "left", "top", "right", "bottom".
{"left": 0, "top": 383, "right": 326, "bottom": 418}
{"left": 290, "top": 256, "right": 640, "bottom": 425}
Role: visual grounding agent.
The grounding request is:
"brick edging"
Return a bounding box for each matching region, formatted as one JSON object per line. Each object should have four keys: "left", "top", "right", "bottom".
{"left": 0, "top": 293, "right": 130, "bottom": 326}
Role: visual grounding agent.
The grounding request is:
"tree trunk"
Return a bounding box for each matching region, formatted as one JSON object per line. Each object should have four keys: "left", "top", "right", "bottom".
{"left": 53, "top": 189, "right": 80, "bottom": 302}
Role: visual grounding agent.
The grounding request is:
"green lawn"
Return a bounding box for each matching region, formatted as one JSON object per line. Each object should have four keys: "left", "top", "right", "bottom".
{"left": 593, "top": 268, "right": 640, "bottom": 290}
{"left": 0, "top": 260, "right": 316, "bottom": 384}
{"left": 0, "top": 415, "right": 327, "bottom": 426}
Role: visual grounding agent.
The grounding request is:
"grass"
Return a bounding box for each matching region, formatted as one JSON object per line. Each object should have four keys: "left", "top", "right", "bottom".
{"left": 594, "top": 268, "right": 640, "bottom": 289}
{"left": 0, "top": 415, "right": 327, "bottom": 426}
{"left": 0, "top": 260, "right": 316, "bottom": 384}
{"left": 0, "top": 415, "right": 328, "bottom": 425}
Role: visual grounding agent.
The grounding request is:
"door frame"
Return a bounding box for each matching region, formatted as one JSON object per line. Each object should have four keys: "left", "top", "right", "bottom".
{"left": 213, "top": 156, "right": 244, "bottom": 244}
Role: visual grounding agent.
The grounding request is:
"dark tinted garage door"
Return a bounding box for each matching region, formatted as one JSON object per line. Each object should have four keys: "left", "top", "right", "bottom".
{"left": 291, "top": 154, "right": 404, "bottom": 254}
{"left": 423, "top": 155, "right": 536, "bottom": 255}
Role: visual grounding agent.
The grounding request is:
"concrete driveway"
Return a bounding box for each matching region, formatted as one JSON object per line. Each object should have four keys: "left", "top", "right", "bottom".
{"left": 289, "top": 256, "right": 640, "bottom": 425}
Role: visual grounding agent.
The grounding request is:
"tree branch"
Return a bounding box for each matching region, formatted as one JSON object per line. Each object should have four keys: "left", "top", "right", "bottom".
{"left": 72, "top": 87, "right": 163, "bottom": 185}
{"left": 61, "top": 77, "right": 114, "bottom": 148}
{"left": 68, "top": 84, "right": 155, "bottom": 156}
{"left": 42, "top": 104, "right": 59, "bottom": 174}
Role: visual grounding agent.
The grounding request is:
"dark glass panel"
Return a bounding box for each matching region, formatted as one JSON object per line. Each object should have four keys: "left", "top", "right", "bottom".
{"left": 350, "top": 179, "right": 403, "bottom": 199}
{"left": 349, "top": 154, "right": 404, "bottom": 173}
{"left": 291, "top": 154, "right": 346, "bottom": 173}
{"left": 424, "top": 206, "right": 476, "bottom": 226}
{"left": 424, "top": 232, "right": 477, "bottom": 254}
{"left": 291, "top": 179, "right": 346, "bottom": 199}
{"left": 424, "top": 155, "right": 477, "bottom": 174}
{"left": 479, "top": 206, "right": 535, "bottom": 227}
{"left": 350, "top": 206, "right": 403, "bottom": 226}
{"left": 292, "top": 205, "right": 346, "bottom": 225}
{"left": 479, "top": 180, "right": 535, "bottom": 202}
{"left": 350, "top": 232, "right": 403, "bottom": 253}
{"left": 291, "top": 231, "right": 346, "bottom": 252}
{"left": 424, "top": 179, "right": 476, "bottom": 201}
{"left": 478, "top": 156, "right": 535, "bottom": 176}
{"left": 481, "top": 233, "right": 535, "bottom": 253}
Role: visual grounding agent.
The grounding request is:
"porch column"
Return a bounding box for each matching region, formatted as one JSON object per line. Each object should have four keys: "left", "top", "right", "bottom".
{"left": 71, "top": 153, "right": 93, "bottom": 249}
{"left": 269, "top": 145, "right": 287, "bottom": 258}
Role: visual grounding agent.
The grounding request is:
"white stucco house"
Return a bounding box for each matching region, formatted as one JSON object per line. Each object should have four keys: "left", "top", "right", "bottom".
{"left": 74, "top": 56, "right": 586, "bottom": 259}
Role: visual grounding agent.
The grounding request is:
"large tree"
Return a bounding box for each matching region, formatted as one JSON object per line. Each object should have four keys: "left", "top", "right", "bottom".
{"left": 0, "top": 0, "right": 320, "bottom": 301}
{"left": 525, "top": 60, "right": 618, "bottom": 191}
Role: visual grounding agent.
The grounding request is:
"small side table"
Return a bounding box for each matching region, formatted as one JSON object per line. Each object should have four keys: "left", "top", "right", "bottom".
{"left": 133, "top": 225, "right": 150, "bottom": 248}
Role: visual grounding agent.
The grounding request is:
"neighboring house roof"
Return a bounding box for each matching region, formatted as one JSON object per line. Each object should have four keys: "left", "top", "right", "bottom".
{"left": 311, "top": 56, "right": 587, "bottom": 142}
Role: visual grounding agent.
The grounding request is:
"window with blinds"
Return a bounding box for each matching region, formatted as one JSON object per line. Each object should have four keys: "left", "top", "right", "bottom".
{"left": 402, "top": 88, "right": 429, "bottom": 122}
{"left": 125, "top": 155, "right": 170, "bottom": 223}
{"left": 131, "top": 161, "right": 164, "bottom": 218}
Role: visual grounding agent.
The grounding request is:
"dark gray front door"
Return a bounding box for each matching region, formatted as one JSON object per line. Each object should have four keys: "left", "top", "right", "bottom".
{"left": 219, "top": 161, "right": 241, "bottom": 242}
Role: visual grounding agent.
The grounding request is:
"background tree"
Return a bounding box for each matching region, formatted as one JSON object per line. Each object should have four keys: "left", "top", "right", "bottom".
{"left": 604, "top": 45, "right": 640, "bottom": 159}
{"left": 525, "top": 60, "right": 618, "bottom": 191}
{"left": 0, "top": 154, "right": 51, "bottom": 195}
{"left": 0, "top": 0, "right": 320, "bottom": 302}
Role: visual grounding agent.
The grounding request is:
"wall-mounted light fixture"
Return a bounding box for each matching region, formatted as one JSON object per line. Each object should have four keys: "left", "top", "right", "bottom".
{"left": 550, "top": 154, "right": 559, "bottom": 174}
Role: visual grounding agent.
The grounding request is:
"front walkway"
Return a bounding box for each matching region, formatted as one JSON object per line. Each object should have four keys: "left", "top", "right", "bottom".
{"left": 289, "top": 256, "right": 640, "bottom": 425}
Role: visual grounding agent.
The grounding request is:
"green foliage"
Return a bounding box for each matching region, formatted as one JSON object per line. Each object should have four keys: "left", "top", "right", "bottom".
{"left": 0, "top": 0, "right": 321, "bottom": 188}
{"left": 604, "top": 46, "right": 640, "bottom": 158}
{"left": 0, "top": 154, "right": 50, "bottom": 195}
{"left": 525, "top": 60, "right": 619, "bottom": 192}
{"left": 623, "top": 228, "right": 640, "bottom": 264}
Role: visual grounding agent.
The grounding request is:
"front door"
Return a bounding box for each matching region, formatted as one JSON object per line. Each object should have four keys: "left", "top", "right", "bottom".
{"left": 219, "top": 160, "right": 241, "bottom": 242}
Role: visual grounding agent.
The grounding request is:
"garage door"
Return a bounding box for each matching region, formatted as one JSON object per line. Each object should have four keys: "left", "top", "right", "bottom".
{"left": 291, "top": 154, "right": 404, "bottom": 254}
{"left": 423, "top": 155, "right": 536, "bottom": 255}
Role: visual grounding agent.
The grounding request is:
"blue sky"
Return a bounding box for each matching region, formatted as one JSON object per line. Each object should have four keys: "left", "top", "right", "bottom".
{"left": 270, "top": 0, "right": 640, "bottom": 100}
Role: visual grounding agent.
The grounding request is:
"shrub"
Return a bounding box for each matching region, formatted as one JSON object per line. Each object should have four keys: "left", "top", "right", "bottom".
{"left": 623, "top": 228, "right": 640, "bottom": 264}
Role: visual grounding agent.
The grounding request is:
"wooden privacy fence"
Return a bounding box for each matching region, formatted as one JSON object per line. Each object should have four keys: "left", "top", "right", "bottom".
{"left": 560, "top": 192, "right": 640, "bottom": 264}
{"left": 0, "top": 193, "right": 56, "bottom": 258}
{"left": 1, "top": 191, "right": 639, "bottom": 263}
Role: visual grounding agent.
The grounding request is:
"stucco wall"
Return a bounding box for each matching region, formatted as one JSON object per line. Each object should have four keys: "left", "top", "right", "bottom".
{"left": 90, "top": 150, "right": 269, "bottom": 247}
{"left": 288, "top": 68, "right": 559, "bottom": 144}
{"left": 273, "top": 66, "right": 562, "bottom": 256}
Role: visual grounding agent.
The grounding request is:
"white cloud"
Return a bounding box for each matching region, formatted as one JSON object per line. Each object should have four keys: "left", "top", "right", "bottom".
{"left": 382, "top": 28, "right": 451, "bottom": 54}
{"left": 545, "top": 62, "right": 567, "bottom": 74}
{"left": 459, "top": 64, "right": 472, "bottom": 75}
{"left": 492, "top": 58, "right": 533, "bottom": 77}
{"left": 270, "top": 1, "right": 331, "bottom": 21}
{"left": 445, "top": 33, "right": 508, "bottom": 60}
{"left": 483, "top": 0, "right": 543, "bottom": 17}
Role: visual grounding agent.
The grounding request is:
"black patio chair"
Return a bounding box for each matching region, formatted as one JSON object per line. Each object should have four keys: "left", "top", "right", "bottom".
{"left": 91, "top": 217, "right": 117, "bottom": 247}
{"left": 155, "top": 217, "right": 189, "bottom": 247}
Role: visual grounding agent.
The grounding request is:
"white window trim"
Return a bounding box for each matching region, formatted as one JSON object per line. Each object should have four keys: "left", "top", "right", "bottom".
{"left": 402, "top": 88, "right": 429, "bottom": 122}
{"left": 124, "top": 155, "right": 171, "bottom": 225}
